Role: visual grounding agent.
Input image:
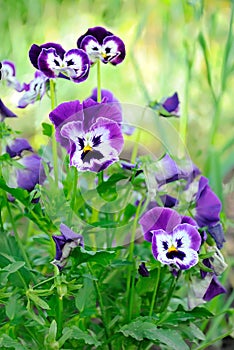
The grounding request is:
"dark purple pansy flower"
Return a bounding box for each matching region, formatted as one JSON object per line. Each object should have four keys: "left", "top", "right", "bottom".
{"left": 0, "top": 61, "right": 2, "bottom": 80}
{"left": 29, "top": 42, "right": 90, "bottom": 83}
{"left": 49, "top": 98, "right": 124, "bottom": 172}
{"left": 138, "top": 262, "right": 150, "bottom": 277}
{"left": 77, "top": 26, "right": 126, "bottom": 65}
{"left": 6, "top": 138, "right": 33, "bottom": 157}
{"left": 52, "top": 223, "right": 84, "bottom": 269}
{"left": 149, "top": 92, "right": 180, "bottom": 118}
{"left": 155, "top": 153, "right": 200, "bottom": 188}
{"left": 195, "top": 176, "right": 225, "bottom": 248}
{"left": 201, "top": 258, "right": 226, "bottom": 302}
{"left": 0, "top": 60, "right": 24, "bottom": 92}
{"left": 18, "top": 71, "right": 48, "bottom": 108}
{"left": 6, "top": 138, "right": 46, "bottom": 192}
{"left": 139, "top": 207, "right": 201, "bottom": 270}
{"left": 0, "top": 99, "right": 17, "bottom": 121}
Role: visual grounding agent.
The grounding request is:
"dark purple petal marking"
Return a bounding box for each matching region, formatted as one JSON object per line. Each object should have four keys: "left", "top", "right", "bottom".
{"left": 77, "top": 26, "right": 113, "bottom": 47}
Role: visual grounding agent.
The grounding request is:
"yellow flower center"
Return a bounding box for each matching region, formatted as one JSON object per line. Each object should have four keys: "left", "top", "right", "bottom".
{"left": 83, "top": 145, "right": 93, "bottom": 153}
{"left": 167, "top": 245, "right": 178, "bottom": 253}
{"left": 101, "top": 52, "right": 108, "bottom": 59}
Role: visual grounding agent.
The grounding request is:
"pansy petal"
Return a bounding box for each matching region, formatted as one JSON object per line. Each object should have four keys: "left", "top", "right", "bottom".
{"left": 174, "top": 248, "right": 199, "bottom": 270}
{"left": 60, "top": 223, "right": 84, "bottom": 245}
{"left": 6, "top": 138, "right": 33, "bottom": 158}
{"left": 79, "top": 35, "right": 102, "bottom": 64}
{"left": 60, "top": 121, "right": 83, "bottom": 143}
{"left": 207, "top": 222, "right": 225, "bottom": 249}
{"left": 195, "top": 176, "right": 222, "bottom": 227}
{"left": 102, "top": 35, "right": 126, "bottom": 65}
{"left": 162, "top": 92, "right": 179, "bottom": 114}
{"left": 172, "top": 224, "right": 201, "bottom": 251}
{"left": 16, "top": 154, "right": 46, "bottom": 191}
{"left": 29, "top": 42, "right": 65, "bottom": 69}
{"left": 0, "top": 99, "right": 17, "bottom": 121}
{"left": 151, "top": 229, "right": 171, "bottom": 260}
{"left": 64, "top": 49, "right": 90, "bottom": 82}
{"left": 77, "top": 26, "right": 113, "bottom": 47}
{"left": 38, "top": 47, "right": 63, "bottom": 78}
{"left": 203, "top": 275, "right": 226, "bottom": 301}
{"left": 139, "top": 207, "right": 181, "bottom": 242}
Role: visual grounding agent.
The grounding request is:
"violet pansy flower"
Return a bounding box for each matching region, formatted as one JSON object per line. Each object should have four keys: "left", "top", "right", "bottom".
{"left": 195, "top": 176, "right": 225, "bottom": 249}
{"left": 0, "top": 99, "right": 17, "bottom": 121}
{"left": 0, "top": 60, "right": 23, "bottom": 92}
{"left": 149, "top": 92, "right": 180, "bottom": 118}
{"left": 139, "top": 207, "right": 201, "bottom": 270}
{"left": 155, "top": 153, "right": 200, "bottom": 188}
{"left": 18, "top": 71, "right": 48, "bottom": 108}
{"left": 29, "top": 42, "right": 90, "bottom": 83}
{"left": 6, "top": 138, "right": 46, "bottom": 192}
{"left": 52, "top": 223, "right": 84, "bottom": 269}
{"left": 77, "top": 26, "right": 126, "bottom": 65}
{"left": 49, "top": 98, "right": 124, "bottom": 172}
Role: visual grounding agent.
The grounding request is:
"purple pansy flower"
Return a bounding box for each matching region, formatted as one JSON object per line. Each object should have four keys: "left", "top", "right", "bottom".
{"left": 149, "top": 92, "right": 180, "bottom": 118}
{"left": 77, "top": 26, "right": 126, "bottom": 65}
{"left": 0, "top": 99, "right": 17, "bottom": 121}
{"left": 6, "top": 138, "right": 33, "bottom": 157}
{"left": 195, "top": 176, "right": 225, "bottom": 249}
{"left": 155, "top": 153, "right": 200, "bottom": 188}
{"left": 6, "top": 138, "right": 46, "bottom": 192}
{"left": 201, "top": 258, "right": 226, "bottom": 302}
{"left": 0, "top": 60, "right": 23, "bottom": 92}
{"left": 138, "top": 262, "right": 150, "bottom": 277}
{"left": 139, "top": 207, "right": 201, "bottom": 270}
{"left": 49, "top": 98, "right": 124, "bottom": 172}
{"left": 18, "top": 71, "right": 48, "bottom": 108}
{"left": 52, "top": 223, "right": 84, "bottom": 269}
{"left": 29, "top": 42, "right": 90, "bottom": 83}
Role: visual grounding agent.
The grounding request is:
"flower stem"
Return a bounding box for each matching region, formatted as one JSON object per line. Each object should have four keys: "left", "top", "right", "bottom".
{"left": 68, "top": 166, "right": 78, "bottom": 226}
{"left": 97, "top": 60, "right": 102, "bottom": 102}
{"left": 88, "top": 263, "right": 112, "bottom": 350}
{"left": 50, "top": 79, "right": 59, "bottom": 186}
{"left": 149, "top": 264, "right": 161, "bottom": 317}
{"left": 159, "top": 271, "right": 180, "bottom": 313}
{"left": 126, "top": 201, "right": 142, "bottom": 322}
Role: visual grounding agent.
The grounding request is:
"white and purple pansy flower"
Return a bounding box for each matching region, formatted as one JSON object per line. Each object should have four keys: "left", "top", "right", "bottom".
{"left": 49, "top": 98, "right": 124, "bottom": 172}
{"left": 52, "top": 223, "right": 84, "bottom": 270}
{"left": 139, "top": 207, "right": 201, "bottom": 270}
{"left": 77, "top": 26, "right": 126, "bottom": 65}
{"left": 0, "top": 60, "right": 24, "bottom": 92}
{"left": 18, "top": 71, "right": 48, "bottom": 108}
{"left": 29, "top": 42, "right": 90, "bottom": 83}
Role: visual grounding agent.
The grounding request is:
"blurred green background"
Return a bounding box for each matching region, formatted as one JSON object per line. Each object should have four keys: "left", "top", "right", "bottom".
{"left": 1, "top": 0, "right": 234, "bottom": 224}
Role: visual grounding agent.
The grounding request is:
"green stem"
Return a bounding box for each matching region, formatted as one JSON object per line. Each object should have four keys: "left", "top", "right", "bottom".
{"left": 195, "top": 329, "right": 234, "bottom": 350}
{"left": 159, "top": 272, "right": 180, "bottom": 313}
{"left": 97, "top": 60, "right": 102, "bottom": 102}
{"left": 88, "top": 263, "right": 112, "bottom": 350}
{"left": 68, "top": 167, "right": 78, "bottom": 225}
{"left": 126, "top": 201, "right": 142, "bottom": 322}
{"left": 179, "top": 62, "right": 191, "bottom": 155}
{"left": 5, "top": 198, "right": 32, "bottom": 271}
{"left": 149, "top": 264, "right": 161, "bottom": 317}
{"left": 130, "top": 127, "right": 142, "bottom": 164}
{"left": 50, "top": 79, "right": 59, "bottom": 186}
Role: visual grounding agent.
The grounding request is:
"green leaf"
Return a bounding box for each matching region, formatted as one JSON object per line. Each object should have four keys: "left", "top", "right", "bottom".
{"left": 75, "top": 276, "right": 96, "bottom": 315}
{"left": 120, "top": 318, "right": 189, "bottom": 350}
{"left": 59, "top": 326, "right": 101, "bottom": 347}
{"left": 42, "top": 122, "right": 53, "bottom": 137}
{"left": 27, "top": 290, "right": 50, "bottom": 310}
{"left": 71, "top": 246, "right": 117, "bottom": 266}
{"left": 5, "top": 294, "right": 20, "bottom": 320}
{"left": 0, "top": 335, "right": 26, "bottom": 350}
{"left": 158, "top": 305, "right": 213, "bottom": 325}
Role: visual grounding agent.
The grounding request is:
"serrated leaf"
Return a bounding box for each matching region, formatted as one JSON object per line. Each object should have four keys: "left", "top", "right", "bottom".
{"left": 120, "top": 319, "right": 189, "bottom": 350}
{"left": 60, "top": 326, "right": 101, "bottom": 347}
{"left": 0, "top": 335, "right": 26, "bottom": 350}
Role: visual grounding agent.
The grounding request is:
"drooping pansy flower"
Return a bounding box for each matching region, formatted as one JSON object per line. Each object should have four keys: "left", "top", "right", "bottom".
{"left": 139, "top": 207, "right": 201, "bottom": 270}
{"left": 195, "top": 176, "right": 225, "bottom": 249}
{"left": 18, "top": 71, "right": 48, "bottom": 108}
{"left": 0, "top": 99, "right": 17, "bottom": 121}
{"left": 138, "top": 262, "right": 150, "bottom": 277}
{"left": 52, "top": 223, "right": 84, "bottom": 269}
{"left": 149, "top": 92, "right": 180, "bottom": 118}
{"left": 49, "top": 98, "right": 124, "bottom": 172}
{"left": 155, "top": 153, "right": 200, "bottom": 188}
{"left": 29, "top": 42, "right": 90, "bottom": 83}
{"left": 0, "top": 60, "right": 24, "bottom": 92}
{"left": 77, "top": 26, "right": 126, "bottom": 65}
{"left": 6, "top": 138, "right": 46, "bottom": 192}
